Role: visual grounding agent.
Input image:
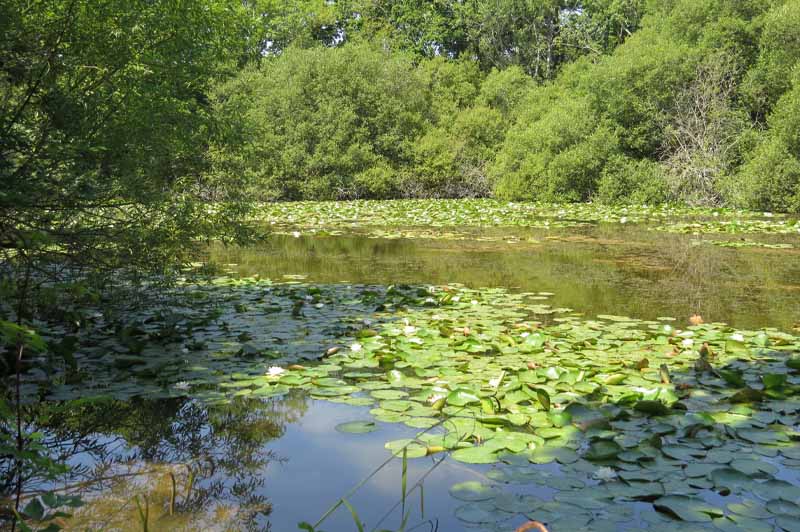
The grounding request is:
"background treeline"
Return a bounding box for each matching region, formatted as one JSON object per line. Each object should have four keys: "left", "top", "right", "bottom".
{"left": 3, "top": 0, "right": 800, "bottom": 279}
{"left": 211, "top": 0, "right": 800, "bottom": 211}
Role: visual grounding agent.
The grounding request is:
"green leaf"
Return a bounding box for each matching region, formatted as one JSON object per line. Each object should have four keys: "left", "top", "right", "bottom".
{"left": 385, "top": 439, "right": 428, "bottom": 458}
{"left": 654, "top": 495, "right": 723, "bottom": 522}
{"left": 633, "top": 400, "right": 670, "bottom": 416}
{"left": 451, "top": 446, "right": 499, "bottom": 464}
{"left": 335, "top": 421, "right": 377, "bottom": 434}
{"left": 448, "top": 482, "right": 500, "bottom": 502}
{"left": 22, "top": 498, "right": 45, "bottom": 520}
{"left": 446, "top": 389, "right": 481, "bottom": 406}
{"left": 341, "top": 498, "right": 365, "bottom": 532}
{"left": 585, "top": 440, "right": 622, "bottom": 461}
{"left": 718, "top": 370, "right": 745, "bottom": 388}
{"left": 761, "top": 373, "right": 787, "bottom": 389}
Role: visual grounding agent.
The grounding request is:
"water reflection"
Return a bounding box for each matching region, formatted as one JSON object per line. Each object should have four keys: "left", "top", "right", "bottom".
{"left": 209, "top": 226, "right": 800, "bottom": 330}
{"left": 3, "top": 392, "right": 308, "bottom": 530}
{"left": 4, "top": 391, "right": 485, "bottom": 531}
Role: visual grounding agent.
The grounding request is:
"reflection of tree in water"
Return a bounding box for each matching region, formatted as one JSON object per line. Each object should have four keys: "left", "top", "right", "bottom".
{"left": 2, "top": 390, "right": 308, "bottom": 530}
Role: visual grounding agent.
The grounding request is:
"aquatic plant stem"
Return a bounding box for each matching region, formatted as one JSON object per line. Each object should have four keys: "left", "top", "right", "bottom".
{"left": 12, "top": 342, "right": 23, "bottom": 532}
{"left": 312, "top": 406, "right": 467, "bottom": 530}
{"left": 11, "top": 264, "right": 31, "bottom": 532}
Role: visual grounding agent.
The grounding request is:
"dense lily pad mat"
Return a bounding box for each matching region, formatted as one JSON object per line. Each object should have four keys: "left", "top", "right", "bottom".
{"left": 18, "top": 278, "right": 800, "bottom": 531}
{"left": 256, "top": 199, "right": 800, "bottom": 236}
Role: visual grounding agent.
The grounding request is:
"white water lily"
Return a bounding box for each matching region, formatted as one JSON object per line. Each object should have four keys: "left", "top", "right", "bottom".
{"left": 520, "top": 331, "right": 530, "bottom": 338}
{"left": 403, "top": 325, "right": 417, "bottom": 335}
{"left": 681, "top": 338, "right": 694, "bottom": 347}
{"left": 471, "top": 300, "right": 478, "bottom": 305}
{"left": 173, "top": 381, "right": 190, "bottom": 390}
{"left": 267, "top": 366, "right": 286, "bottom": 377}
{"left": 593, "top": 467, "right": 617, "bottom": 481}
{"left": 489, "top": 373, "right": 504, "bottom": 388}
{"left": 427, "top": 393, "right": 446, "bottom": 405}
{"left": 730, "top": 333, "right": 745, "bottom": 342}
{"left": 350, "top": 342, "right": 363, "bottom": 352}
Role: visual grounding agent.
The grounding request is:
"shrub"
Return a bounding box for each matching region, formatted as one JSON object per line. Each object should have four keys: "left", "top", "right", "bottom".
{"left": 595, "top": 157, "right": 670, "bottom": 205}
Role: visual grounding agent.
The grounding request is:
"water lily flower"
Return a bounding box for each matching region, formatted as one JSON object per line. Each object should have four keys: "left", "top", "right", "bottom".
{"left": 593, "top": 467, "right": 617, "bottom": 481}
{"left": 291, "top": 231, "right": 301, "bottom": 238}
{"left": 681, "top": 338, "right": 694, "bottom": 348}
{"left": 403, "top": 325, "right": 417, "bottom": 335}
{"left": 350, "top": 342, "right": 362, "bottom": 352}
{"left": 173, "top": 381, "right": 190, "bottom": 390}
{"left": 267, "top": 366, "right": 286, "bottom": 377}
{"left": 427, "top": 393, "right": 446, "bottom": 405}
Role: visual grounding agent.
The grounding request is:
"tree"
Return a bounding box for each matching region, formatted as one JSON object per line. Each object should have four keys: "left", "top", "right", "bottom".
{"left": 661, "top": 55, "right": 749, "bottom": 206}
{"left": 0, "top": 0, "right": 259, "bottom": 281}
{"left": 734, "top": 70, "right": 800, "bottom": 212}
{"left": 210, "top": 42, "right": 431, "bottom": 200}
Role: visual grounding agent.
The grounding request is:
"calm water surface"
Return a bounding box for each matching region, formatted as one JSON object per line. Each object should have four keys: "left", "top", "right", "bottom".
{"left": 34, "top": 225, "right": 800, "bottom": 530}
{"left": 211, "top": 225, "right": 800, "bottom": 330}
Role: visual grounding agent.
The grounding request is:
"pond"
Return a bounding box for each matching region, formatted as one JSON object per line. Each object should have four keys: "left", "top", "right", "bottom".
{"left": 210, "top": 223, "right": 800, "bottom": 331}
{"left": 7, "top": 202, "right": 800, "bottom": 532}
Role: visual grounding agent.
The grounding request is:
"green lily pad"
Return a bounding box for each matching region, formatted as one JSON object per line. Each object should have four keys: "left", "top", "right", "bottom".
{"left": 448, "top": 481, "right": 500, "bottom": 502}
{"left": 384, "top": 439, "right": 428, "bottom": 458}
{"left": 585, "top": 440, "right": 622, "bottom": 461}
{"left": 451, "top": 445, "right": 500, "bottom": 464}
{"left": 653, "top": 495, "right": 723, "bottom": 522}
{"left": 335, "top": 420, "right": 377, "bottom": 434}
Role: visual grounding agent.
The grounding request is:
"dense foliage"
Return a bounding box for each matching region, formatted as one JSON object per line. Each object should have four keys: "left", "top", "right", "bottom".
{"left": 2, "top": 2, "right": 800, "bottom": 530}
{"left": 210, "top": 0, "right": 800, "bottom": 211}
{"left": 0, "top": 0, "right": 261, "bottom": 282}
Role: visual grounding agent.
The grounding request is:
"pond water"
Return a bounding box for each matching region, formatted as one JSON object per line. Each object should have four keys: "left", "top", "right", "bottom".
{"left": 13, "top": 221, "right": 800, "bottom": 532}
{"left": 211, "top": 225, "right": 800, "bottom": 330}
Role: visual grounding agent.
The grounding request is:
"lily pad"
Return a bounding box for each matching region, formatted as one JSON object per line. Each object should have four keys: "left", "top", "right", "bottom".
{"left": 653, "top": 495, "right": 723, "bottom": 522}
{"left": 335, "top": 421, "right": 377, "bottom": 434}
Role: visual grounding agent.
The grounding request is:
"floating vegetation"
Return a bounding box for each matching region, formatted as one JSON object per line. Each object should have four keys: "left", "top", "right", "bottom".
{"left": 256, "top": 200, "right": 800, "bottom": 240}
{"left": 272, "top": 226, "right": 545, "bottom": 244}
{"left": 660, "top": 219, "right": 800, "bottom": 236}
{"left": 705, "top": 239, "right": 795, "bottom": 250}
{"left": 19, "top": 277, "right": 800, "bottom": 531}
